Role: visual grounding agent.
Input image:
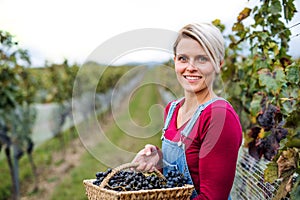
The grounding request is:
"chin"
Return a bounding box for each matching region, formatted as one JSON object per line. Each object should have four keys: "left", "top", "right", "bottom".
{"left": 184, "top": 87, "right": 206, "bottom": 94}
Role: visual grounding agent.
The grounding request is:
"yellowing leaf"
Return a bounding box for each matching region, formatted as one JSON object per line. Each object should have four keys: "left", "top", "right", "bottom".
{"left": 232, "top": 22, "right": 245, "bottom": 32}
{"left": 237, "top": 7, "right": 252, "bottom": 22}
{"left": 251, "top": 116, "right": 256, "bottom": 123}
{"left": 264, "top": 161, "right": 278, "bottom": 183}
{"left": 258, "top": 128, "right": 265, "bottom": 138}
{"left": 276, "top": 148, "right": 297, "bottom": 179}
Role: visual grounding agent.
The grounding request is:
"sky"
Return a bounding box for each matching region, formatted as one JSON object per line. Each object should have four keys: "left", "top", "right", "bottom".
{"left": 0, "top": 0, "right": 300, "bottom": 67}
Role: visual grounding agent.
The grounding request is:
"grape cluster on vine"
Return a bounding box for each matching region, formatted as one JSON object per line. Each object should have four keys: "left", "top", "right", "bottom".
{"left": 257, "top": 103, "right": 280, "bottom": 131}
{"left": 248, "top": 98, "right": 288, "bottom": 161}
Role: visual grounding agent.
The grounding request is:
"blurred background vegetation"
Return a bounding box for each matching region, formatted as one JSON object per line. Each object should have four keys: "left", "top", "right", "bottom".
{"left": 1, "top": 0, "right": 300, "bottom": 200}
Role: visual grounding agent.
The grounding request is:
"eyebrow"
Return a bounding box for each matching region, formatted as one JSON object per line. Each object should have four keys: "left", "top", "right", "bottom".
{"left": 176, "top": 53, "right": 208, "bottom": 57}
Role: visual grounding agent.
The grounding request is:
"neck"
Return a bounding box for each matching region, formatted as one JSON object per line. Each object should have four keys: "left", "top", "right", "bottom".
{"left": 177, "top": 89, "right": 217, "bottom": 128}
{"left": 183, "top": 89, "right": 217, "bottom": 111}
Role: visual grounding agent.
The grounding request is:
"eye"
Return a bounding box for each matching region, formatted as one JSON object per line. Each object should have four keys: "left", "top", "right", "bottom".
{"left": 177, "top": 55, "right": 188, "bottom": 62}
{"left": 197, "top": 55, "right": 209, "bottom": 63}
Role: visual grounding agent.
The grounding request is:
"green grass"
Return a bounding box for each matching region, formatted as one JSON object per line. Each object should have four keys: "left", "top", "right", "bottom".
{"left": 0, "top": 68, "right": 165, "bottom": 199}
{"left": 50, "top": 69, "right": 164, "bottom": 199}
{"left": 0, "top": 127, "right": 77, "bottom": 199}
{"left": 108, "top": 85, "right": 163, "bottom": 151}
{"left": 50, "top": 152, "right": 103, "bottom": 200}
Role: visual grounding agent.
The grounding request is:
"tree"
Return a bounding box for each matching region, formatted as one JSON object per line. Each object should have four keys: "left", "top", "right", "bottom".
{"left": 0, "top": 30, "right": 38, "bottom": 199}
{"left": 46, "top": 60, "right": 78, "bottom": 156}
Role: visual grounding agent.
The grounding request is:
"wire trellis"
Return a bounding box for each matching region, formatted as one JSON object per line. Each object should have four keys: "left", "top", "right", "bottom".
{"left": 230, "top": 148, "right": 282, "bottom": 200}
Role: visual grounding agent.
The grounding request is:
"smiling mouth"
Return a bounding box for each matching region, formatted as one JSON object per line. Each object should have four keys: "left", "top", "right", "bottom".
{"left": 184, "top": 75, "right": 203, "bottom": 80}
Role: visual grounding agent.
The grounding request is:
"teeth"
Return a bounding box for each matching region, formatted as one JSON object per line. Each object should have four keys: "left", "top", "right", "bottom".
{"left": 185, "top": 76, "right": 201, "bottom": 80}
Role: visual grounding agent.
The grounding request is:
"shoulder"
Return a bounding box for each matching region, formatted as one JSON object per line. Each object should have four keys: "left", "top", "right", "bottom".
{"left": 198, "top": 99, "right": 243, "bottom": 145}
{"left": 201, "top": 99, "right": 240, "bottom": 122}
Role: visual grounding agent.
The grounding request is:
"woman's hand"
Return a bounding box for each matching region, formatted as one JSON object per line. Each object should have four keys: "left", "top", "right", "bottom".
{"left": 132, "top": 144, "right": 161, "bottom": 172}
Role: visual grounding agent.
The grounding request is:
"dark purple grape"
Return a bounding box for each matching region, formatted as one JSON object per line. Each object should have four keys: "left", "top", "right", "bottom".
{"left": 92, "top": 168, "right": 188, "bottom": 190}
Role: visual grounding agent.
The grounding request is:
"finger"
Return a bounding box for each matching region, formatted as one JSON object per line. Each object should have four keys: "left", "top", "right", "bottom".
{"left": 136, "top": 162, "right": 146, "bottom": 171}
{"left": 145, "top": 144, "right": 155, "bottom": 150}
{"left": 143, "top": 163, "right": 154, "bottom": 172}
{"left": 144, "top": 144, "right": 156, "bottom": 156}
{"left": 132, "top": 152, "right": 146, "bottom": 164}
{"left": 149, "top": 166, "right": 156, "bottom": 172}
{"left": 138, "top": 148, "right": 147, "bottom": 156}
{"left": 144, "top": 145, "right": 152, "bottom": 156}
{"left": 133, "top": 151, "right": 146, "bottom": 164}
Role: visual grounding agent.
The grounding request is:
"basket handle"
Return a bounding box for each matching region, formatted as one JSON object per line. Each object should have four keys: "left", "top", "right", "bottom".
{"left": 99, "top": 162, "right": 165, "bottom": 189}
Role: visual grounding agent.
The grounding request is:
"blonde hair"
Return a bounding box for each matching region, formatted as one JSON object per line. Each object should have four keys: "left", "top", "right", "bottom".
{"left": 173, "top": 23, "right": 225, "bottom": 73}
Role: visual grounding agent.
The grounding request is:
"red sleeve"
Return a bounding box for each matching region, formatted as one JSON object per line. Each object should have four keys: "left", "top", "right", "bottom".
{"left": 191, "top": 103, "right": 242, "bottom": 200}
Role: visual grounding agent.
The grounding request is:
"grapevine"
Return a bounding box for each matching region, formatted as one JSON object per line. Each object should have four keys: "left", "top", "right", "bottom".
{"left": 213, "top": 0, "right": 299, "bottom": 199}
{"left": 248, "top": 97, "right": 288, "bottom": 161}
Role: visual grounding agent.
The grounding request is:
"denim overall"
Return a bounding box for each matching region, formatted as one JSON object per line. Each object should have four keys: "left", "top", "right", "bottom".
{"left": 161, "top": 97, "right": 231, "bottom": 200}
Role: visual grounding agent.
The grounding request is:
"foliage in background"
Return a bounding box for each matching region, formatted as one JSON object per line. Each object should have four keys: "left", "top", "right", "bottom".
{"left": 45, "top": 60, "right": 78, "bottom": 156}
{"left": 50, "top": 68, "right": 163, "bottom": 200}
{"left": 26, "top": 62, "right": 79, "bottom": 104}
{"left": 97, "top": 64, "right": 134, "bottom": 94}
{"left": 0, "top": 29, "right": 137, "bottom": 199}
{"left": 0, "top": 30, "right": 38, "bottom": 200}
{"left": 215, "top": 0, "right": 299, "bottom": 199}
{"left": 1, "top": 0, "right": 299, "bottom": 199}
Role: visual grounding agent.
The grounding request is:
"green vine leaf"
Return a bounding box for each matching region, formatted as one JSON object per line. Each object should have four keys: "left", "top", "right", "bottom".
{"left": 249, "top": 93, "right": 263, "bottom": 116}
{"left": 274, "top": 68, "right": 286, "bottom": 85}
{"left": 232, "top": 22, "right": 245, "bottom": 32}
{"left": 212, "top": 19, "right": 225, "bottom": 32}
{"left": 283, "top": 0, "right": 297, "bottom": 21}
{"left": 285, "top": 63, "right": 300, "bottom": 84}
{"left": 259, "top": 73, "right": 279, "bottom": 94}
{"left": 264, "top": 161, "right": 278, "bottom": 183}
{"left": 254, "top": 59, "right": 270, "bottom": 71}
{"left": 269, "top": 0, "right": 282, "bottom": 14}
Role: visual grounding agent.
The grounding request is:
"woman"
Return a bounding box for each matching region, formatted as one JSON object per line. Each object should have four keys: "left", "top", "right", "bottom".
{"left": 132, "top": 23, "right": 242, "bottom": 200}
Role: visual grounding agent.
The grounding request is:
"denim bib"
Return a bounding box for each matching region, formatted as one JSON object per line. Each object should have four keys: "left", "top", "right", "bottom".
{"left": 161, "top": 97, "right": 226, "bottom": 199}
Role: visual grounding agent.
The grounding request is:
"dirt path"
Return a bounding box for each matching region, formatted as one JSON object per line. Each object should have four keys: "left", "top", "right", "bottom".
{"left": 19, "top": 69, "right": 161, "bottom": 200}
{"left": 19, "top": 72, "right": 146, "bottom": 200}
{"left": 20, "top": 110, "right": 115, "bottom": 200}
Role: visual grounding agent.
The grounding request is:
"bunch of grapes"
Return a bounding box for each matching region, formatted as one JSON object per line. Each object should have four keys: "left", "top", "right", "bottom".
{"left": 257, "top": 103, "right": 280, "bottom": 131}
{"left": 248, "top": 99, "right": 288, "bottom": 161}
{"left": 92, "top": 168, "right": 188, "bottom": 192}
{"left": 164, "top": 170, "right": 189, "bottom": 188}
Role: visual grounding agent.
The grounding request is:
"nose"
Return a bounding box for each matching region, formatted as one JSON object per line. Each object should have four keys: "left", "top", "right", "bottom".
{"left": 186, "top": 61, "right": 197, "bottom": 71}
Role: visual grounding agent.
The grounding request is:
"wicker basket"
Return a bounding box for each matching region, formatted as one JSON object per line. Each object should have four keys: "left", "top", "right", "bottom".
{"left": 83, "top": 163, "right": 194, "bottom": 200}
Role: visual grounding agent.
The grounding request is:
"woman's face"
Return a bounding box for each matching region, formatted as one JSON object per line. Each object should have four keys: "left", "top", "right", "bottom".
{"left": 174, "top": 37, "right": 216, "bottom": 94}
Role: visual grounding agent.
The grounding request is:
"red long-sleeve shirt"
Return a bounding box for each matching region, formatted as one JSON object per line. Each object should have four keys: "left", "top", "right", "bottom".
{"left": 163, "top": 99, "right": 242, "bottom": 200}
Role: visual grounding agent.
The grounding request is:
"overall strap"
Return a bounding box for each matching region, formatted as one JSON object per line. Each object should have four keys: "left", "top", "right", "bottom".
{"left": 162, "top": 97, "right": 184, "bottom": 134}
{"left": 181, "top": 97, "right": 226, "bottom": 138}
